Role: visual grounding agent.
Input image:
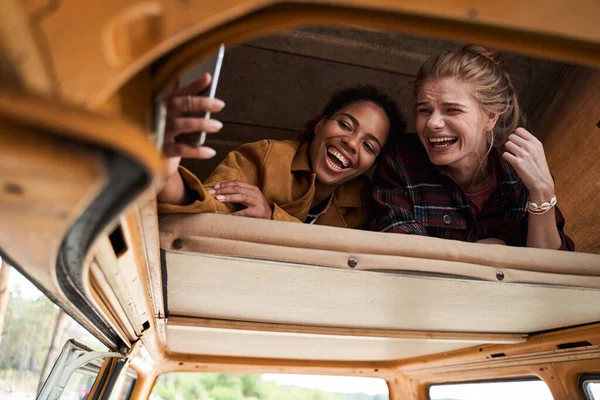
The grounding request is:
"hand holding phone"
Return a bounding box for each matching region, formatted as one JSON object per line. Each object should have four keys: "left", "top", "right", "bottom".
{"left": 174, "top": 44, "right": 225, "bottom": 147}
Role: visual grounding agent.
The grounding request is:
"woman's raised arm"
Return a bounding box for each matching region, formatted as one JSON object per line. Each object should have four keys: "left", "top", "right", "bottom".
{"left": 157, "top": 73, "right": 225, "bottom": 205}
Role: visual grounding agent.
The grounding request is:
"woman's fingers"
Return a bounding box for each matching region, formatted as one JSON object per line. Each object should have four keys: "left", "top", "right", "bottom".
{"left": 503, "top": 128, "right": 554, "bottom": 196}
{"left": 170, "top": 73, "right": 212, "bottom": 97}
{"left": 502, "top": 151, "right": 519, "bottom": 166}
{"left": 168, "top": 95, "right": 225, "bottom": 117}
{"left": 163, "top": 143, "right": 216, "bottom": 159}
{"left": 209, "top": 181, "right": 273, "bottom": 219}
{"left": 170, "top": 117, "right": 223, "bottom": 135}
{"left": 503, "top": 140, "right": 524, "bottom": 157}
{"left": 210, "top": 184, "right": 258, "bottom": 200}
{"left": 513, "top": 127, "right": 535, "bottom": 140}
{"left": 214, "top": 193, "right": 256, "bottom": 206}
{"left": 210, "top": 182, "right": 260, "bottom": 204}
{"left": 507, "top": 132, "right": 528, "bottom": 148}
{"left": 161, "top": 78, "right": 181, "bottom": 99}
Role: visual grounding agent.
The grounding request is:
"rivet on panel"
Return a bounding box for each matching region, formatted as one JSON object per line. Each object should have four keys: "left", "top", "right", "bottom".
{"left": 467, "top": 8, "right": 479, "bottom": 19}
{"left": 496, "top": 271, "right": 505, "bottom": 281}
{"left": 4, "top": 183, "right": 23, "bottom": 195}
{"left": 348, "top": 257, "right": 358, "bottom": 268}
{"left": 173, "top": 238, "right": 184, "bottom": 250}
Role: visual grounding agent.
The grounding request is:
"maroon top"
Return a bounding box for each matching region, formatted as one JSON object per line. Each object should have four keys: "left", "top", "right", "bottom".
{"left": 465, "top": 162, "right": 498, "bottom": 216}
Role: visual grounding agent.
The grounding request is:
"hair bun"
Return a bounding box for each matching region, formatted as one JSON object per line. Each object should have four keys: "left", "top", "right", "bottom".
{"left": 463, "top": 44, "right": 500, "bottom": 65}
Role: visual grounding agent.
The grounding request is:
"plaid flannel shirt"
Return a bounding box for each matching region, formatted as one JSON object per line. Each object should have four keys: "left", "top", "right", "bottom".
{"left": 373, "top": 135, "right": 574, "bottom": 251}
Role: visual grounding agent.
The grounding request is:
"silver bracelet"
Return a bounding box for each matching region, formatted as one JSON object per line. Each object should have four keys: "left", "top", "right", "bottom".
{"left": 527, "top": 195, "right": 557, "bottom": 215}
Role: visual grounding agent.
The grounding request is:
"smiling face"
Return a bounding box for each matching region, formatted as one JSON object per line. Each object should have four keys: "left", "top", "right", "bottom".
{"left": 309, "top": 100, "right": 390, "bottom": 188}
{"left": 416, "top": 78, "right": 498, "bottom": 171}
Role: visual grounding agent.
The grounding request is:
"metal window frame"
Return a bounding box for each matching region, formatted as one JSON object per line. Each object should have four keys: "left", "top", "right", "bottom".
{"left": 37, "top": 339, "right": 123, "bottom": 400}
{"left": 580, "top": 374, "right": 600, "bottom": 400}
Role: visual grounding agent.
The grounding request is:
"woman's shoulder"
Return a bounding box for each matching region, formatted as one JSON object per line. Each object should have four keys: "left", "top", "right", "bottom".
{"left": 395, "top": 134, "right": 428, "bottom": 159}
{"left": 382, "top": 134, "right": 431, "bottom": 171}
{"left": 236, "top": 139, "right": 302, "bottom": 154}
{"left": 231, "top": 139, "right": 300, "bottom": 162}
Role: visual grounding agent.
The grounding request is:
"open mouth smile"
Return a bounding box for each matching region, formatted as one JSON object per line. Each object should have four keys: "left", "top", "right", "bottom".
{"left": 325, "top": 146, "right": 352, "bottom": 172}
{"left": 429, "top": 136, "right": 458, "bottom": 149}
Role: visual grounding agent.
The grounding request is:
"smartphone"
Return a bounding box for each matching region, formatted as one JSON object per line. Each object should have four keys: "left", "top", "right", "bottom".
{"left": 175, "top": 43, "right": 225, "bottom": 146}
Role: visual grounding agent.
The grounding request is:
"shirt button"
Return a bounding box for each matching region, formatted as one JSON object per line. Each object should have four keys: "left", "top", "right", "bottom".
{"left": 443, "top": 214, "right": 452, "bottom": 225}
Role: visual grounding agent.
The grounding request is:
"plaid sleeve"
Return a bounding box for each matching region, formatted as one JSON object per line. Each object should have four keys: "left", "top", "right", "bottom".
{"left": 554, "top": 205, "right": 575, "bottom": 251}
{"left": 372, "top": 150, "right": 428, "bottom": 235}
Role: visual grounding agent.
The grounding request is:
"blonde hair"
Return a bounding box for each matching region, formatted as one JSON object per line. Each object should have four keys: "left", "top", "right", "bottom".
{"left": 414, "top": 44, "right": 522, "bottom": 149}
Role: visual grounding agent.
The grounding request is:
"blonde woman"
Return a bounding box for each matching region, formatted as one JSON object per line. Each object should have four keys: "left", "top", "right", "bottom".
{"left": 374, "top": 45, "right": 573, "bottom": 250}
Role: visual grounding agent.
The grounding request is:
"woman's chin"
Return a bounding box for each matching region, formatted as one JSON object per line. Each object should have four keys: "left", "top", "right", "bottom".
{"left": 427, "top": 150, "right": 458, "bottom": 166}
{"left": 316, "top": 169, "right": 356, "bottom": 187}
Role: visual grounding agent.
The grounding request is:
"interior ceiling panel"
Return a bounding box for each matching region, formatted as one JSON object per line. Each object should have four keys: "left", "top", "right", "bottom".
{"left": 166, "top": 325, "right": 478, "bottom": 361}
{"left": 165, "top": 251, "right": 600, "bottom": 334}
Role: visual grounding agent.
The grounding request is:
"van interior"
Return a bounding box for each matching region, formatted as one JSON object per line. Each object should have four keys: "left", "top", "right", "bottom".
{"left": 0, "top": 0, "right": 599, "bottom": 399}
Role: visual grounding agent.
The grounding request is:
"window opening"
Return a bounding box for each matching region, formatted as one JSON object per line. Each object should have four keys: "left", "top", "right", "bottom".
{"left": 151, "top": 372, "right": 389, "bottom": 400}
{"left": 429, "top": 378, "right": 553, "bottom": 400}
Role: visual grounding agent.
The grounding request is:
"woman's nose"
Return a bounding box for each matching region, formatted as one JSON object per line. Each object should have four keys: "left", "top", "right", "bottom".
{"left": 427, "top": 111, "right": 445, "bottom": 130}
{"left": 341, "top": 135, "right": 359, "bottom": 154}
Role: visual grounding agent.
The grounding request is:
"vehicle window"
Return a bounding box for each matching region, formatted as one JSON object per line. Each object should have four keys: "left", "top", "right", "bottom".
{"left": 582, "top": 376, "right": 600, "bottom": 400}
{"left": 0, "top": 265, "right": 107, "bottom": 399}
{"left": 60, "top": 360, "right": 102, "bottom": 400}
{"left": 114, "top": 367, "right": 137, "bottom": 400}
{"left": 429, "top": 379, "right": 553, "bottom": 400}
{"left": 151, "top": 372, "right": 389, "bottom": 400}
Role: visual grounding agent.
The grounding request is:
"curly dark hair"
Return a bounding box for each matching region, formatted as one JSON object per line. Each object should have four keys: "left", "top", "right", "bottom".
{"left": 305, "top": 85, "right": 406, "bottom": 156}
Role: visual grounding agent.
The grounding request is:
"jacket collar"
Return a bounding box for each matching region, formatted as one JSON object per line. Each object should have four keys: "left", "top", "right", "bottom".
{"left": 291, "top": 141, "right": 313, "bottom": 173}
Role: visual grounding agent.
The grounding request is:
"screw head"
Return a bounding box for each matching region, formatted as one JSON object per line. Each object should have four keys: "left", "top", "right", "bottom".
{"left": 173, "top": 238, "right": 184, "bottom": 250}
{"left": 496, "top": 271, "right": 505, "bottom": 281}
{"left": 348, "top": 257, "right": 358, "bottom": 268}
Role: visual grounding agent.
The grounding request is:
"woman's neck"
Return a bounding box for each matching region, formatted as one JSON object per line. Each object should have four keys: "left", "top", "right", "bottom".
{"left": 447, "top": 157, "right": 492, "bottom": 192}
{"left": 312, "top": 181, "right": 336, "bottom": 208}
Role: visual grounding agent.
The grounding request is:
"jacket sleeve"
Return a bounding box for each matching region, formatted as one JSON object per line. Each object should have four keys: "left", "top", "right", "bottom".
{"left": 372, "top": 151, "right": 428, "bottom": 235}
{"left": 158, "top": 140, "right": 270, "bottom": 215}
{"left": 554, "top": 206, "right": 575, "bottom": 251}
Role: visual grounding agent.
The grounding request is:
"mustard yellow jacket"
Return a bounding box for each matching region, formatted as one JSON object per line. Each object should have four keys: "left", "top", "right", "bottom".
{"left": 158, "top": 140, "right": 374, "bottom": 229}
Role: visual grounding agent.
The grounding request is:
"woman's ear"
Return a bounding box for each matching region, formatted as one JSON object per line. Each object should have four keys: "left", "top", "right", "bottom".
{"left": 485, "top": 111, "right": 500, "bottom": 131}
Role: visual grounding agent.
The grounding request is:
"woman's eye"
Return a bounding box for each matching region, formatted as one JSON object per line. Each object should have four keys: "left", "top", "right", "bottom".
{"left": 447, "top": 108, "right": 461, "bottom": 114}
{"left": 417, "top": 108, "right": 431, "bottom": 114}
{"left": 363, "top": 142, "right": 376, "bottom": 155}
{"left": 338, "top": 121, "right": 352, "bottom": 131}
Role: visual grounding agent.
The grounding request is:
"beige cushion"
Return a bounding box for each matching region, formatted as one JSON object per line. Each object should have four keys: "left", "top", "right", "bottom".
{"left": 160, "top": 214, "right": 600, "bottom": 288}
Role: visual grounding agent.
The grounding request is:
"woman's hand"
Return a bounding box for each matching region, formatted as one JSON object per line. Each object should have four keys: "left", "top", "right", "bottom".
{"left": 209, "top": 181, "right": 273, "bottom": 219}
{"left": 157, "top": 73, "right": 225, "bottom": 205}
{"left": 162, "top": 73, "right": 225, "bottom": 178}
{"left": 502, "top": 128, "right": 563, "bottom": 250}
{"left": 502, "top": 127, "right": 555, "bottom": 202}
